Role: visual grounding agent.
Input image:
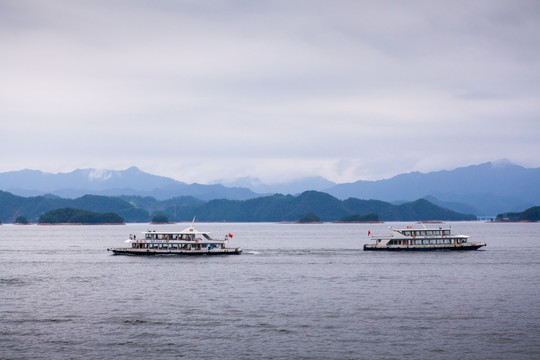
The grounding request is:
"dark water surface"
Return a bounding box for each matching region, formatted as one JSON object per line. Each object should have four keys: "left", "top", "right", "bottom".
{"left": 1, "top": 222, "right": 539, "bottom": 359}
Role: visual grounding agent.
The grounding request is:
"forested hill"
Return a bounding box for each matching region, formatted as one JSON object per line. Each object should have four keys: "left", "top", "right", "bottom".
{"left": 39, "top": 208, "right": 124, "bottom": 224}
{"left": 0, "top": 191, "right": 148, "bottom": 223}
{"left": 0, "top": 190, "right": 476, "bottom": 223}
{"left": 171, "top": 191, "right": 476, "bottom": 222}
{"left": 496, "top": 206, "right": 540, "bottom": 222}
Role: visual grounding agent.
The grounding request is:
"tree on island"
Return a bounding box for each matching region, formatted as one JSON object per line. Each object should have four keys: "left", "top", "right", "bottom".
{"left": 15, "top": 216, "right": 30, "bottom": 224}
{"left": 298, "top": 212, "right": 321, "bottom": 223}
{"left": 151, "top": 214, "right": 170, "bottom": 223}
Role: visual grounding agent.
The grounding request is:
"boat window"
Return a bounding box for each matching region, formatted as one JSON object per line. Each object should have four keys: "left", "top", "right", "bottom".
{"left": 437, "top": 239, "right": 443, "bottom": 244}
{"left": 443, "top": 230, "right": 450, "bottom": 235}
{"left": 426, "top": 231, "right": 432, "bottom": 235}
{"left": 145, "top": 234, "right": 151, "bottom": 239}
{"left": 404, "top": 231, "right": 411, "bottom": 236}
{"left": 415, "top": 240, "right": 422, "bottom": 245}
{"left": 420, "top": 231, "right": 426, "bottom": 236}
{"left": 444, "top": 239, "right": 450, "bottom": 244}
{"left": 422, "top": 240, "right": 429, "bottom": 244}
{"left": 429, "top": 239, "right": 436, "bottom": 244}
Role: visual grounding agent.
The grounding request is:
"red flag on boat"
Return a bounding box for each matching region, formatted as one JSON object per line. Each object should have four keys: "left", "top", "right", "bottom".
{"left": 228, "top": 233, "right": 233, "bottom": 238}
{"left": 368, "top": 230, "right": 371, "bottom": 236}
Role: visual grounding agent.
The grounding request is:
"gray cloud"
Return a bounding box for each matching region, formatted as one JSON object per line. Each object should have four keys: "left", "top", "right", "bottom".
{"left": 1, "top": 0, "right": 539, "bottom": 183}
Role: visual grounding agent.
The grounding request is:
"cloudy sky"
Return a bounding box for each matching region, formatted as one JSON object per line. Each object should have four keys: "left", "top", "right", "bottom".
{"left": 1, "top": 0, "right": 539, "bottom": 184}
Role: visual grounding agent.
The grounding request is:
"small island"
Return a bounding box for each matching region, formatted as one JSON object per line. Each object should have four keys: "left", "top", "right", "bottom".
{"left": 15, "top": 216, "right": 30, "bottom": 225}
{"left": 151, "top": 214, "right": 173, "bottom": 224}
{"left": 39, "top": 208, "right": 124, "bottom": 225}
{"left": 298, "top": 212, "right": 321, "bottom": 223}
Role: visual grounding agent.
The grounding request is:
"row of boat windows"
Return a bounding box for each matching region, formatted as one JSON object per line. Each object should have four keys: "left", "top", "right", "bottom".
{"left": 402, "top": 230, "right": 451, "bottom": 236}
{"left": 144, "top": 234, "right": 195, "bottom": 240}
{"left": 132, "top": 243, "right": 224, "bottom": 250}
{"left": 387, "top": 238, "right": 467, "bottom": 245}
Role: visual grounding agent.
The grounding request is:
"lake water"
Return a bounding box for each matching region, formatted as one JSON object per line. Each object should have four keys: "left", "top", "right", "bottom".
{"left": 1, "top": 222, "right": 539, "bottom": 359}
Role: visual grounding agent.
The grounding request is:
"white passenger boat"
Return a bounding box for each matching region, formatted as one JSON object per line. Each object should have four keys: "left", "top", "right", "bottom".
{"left": 107, "top": 221, "right": 241, "bottom": 256}
{"left": 363, "top": 225, "right": 486, "bottom": 251}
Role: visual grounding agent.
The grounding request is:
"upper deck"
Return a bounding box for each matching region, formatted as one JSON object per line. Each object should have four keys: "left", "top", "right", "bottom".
{"left": 370, "top": 225, "right": 468, "bottom": 239}
{"left": 130, "top": 224, "right": 228, "bottom": 244}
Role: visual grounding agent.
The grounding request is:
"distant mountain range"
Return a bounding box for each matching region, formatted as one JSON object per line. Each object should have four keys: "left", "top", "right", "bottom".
{"left": 324, "top": 161, "right": 540, "bottom": 216}
{"left": 0, "top": 161, "right": 539, "bottom": 216}
{"left": 0, "top": 167, "right": 257, "bottom": 201}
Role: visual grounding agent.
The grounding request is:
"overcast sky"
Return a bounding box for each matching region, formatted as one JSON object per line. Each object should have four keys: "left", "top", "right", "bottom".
{"left": 1, "top": 0, "right": 539, "bottom": 184}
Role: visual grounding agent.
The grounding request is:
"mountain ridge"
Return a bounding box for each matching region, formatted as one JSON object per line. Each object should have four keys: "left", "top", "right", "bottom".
{"left": 1, "top": 161, "right": 539, "bottom": 215}
{"left": 324, "top": 162, "right": 540, "bottom": 215}
{"left": 0, "top": 167, "right": 258, "bottom": 201}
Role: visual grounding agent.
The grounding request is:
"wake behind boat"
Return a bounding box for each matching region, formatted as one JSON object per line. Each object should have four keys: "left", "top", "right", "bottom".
{"left": 363, "top": 225, "right": 486, "bottom": 251}
{"left": 107, "top": 221, "right": 241, "bottom": 256}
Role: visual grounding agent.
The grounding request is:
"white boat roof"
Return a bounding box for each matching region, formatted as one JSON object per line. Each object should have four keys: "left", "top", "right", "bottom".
{"left": 376, "top": 226, "right": 469, "bottom": 238}
{"left": 392, "top": 225, "right": 449, "bottom": 231}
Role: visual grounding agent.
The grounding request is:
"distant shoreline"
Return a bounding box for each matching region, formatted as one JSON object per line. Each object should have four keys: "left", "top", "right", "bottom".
{"left": 38, "top": 223, "right": 126, "bottom": 225}
{"left": 493, "top": 220, "right": 540, "bottom": 223}
{"left": 333, "top": 221, "right": 383, "bottom": 224}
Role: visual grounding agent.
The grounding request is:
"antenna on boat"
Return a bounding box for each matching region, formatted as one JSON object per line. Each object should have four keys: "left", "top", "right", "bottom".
{"left": 191, "top": 216, "right": 196, "bottom": 229}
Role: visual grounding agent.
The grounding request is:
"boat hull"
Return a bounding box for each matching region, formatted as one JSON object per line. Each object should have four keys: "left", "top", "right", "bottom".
{"left": 363, "top": 244, "right": 486, "bottom": 251}
{"left": 108, "top": 248, "right": 242, "bottom": 255}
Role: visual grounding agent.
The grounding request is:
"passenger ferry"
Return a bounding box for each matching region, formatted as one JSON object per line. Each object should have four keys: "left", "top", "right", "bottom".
{"left": 107, "top": 221, "right": 241, "bottom": 256}
{"left": 363, "top": 225, "right": 486, "bottom": 251}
